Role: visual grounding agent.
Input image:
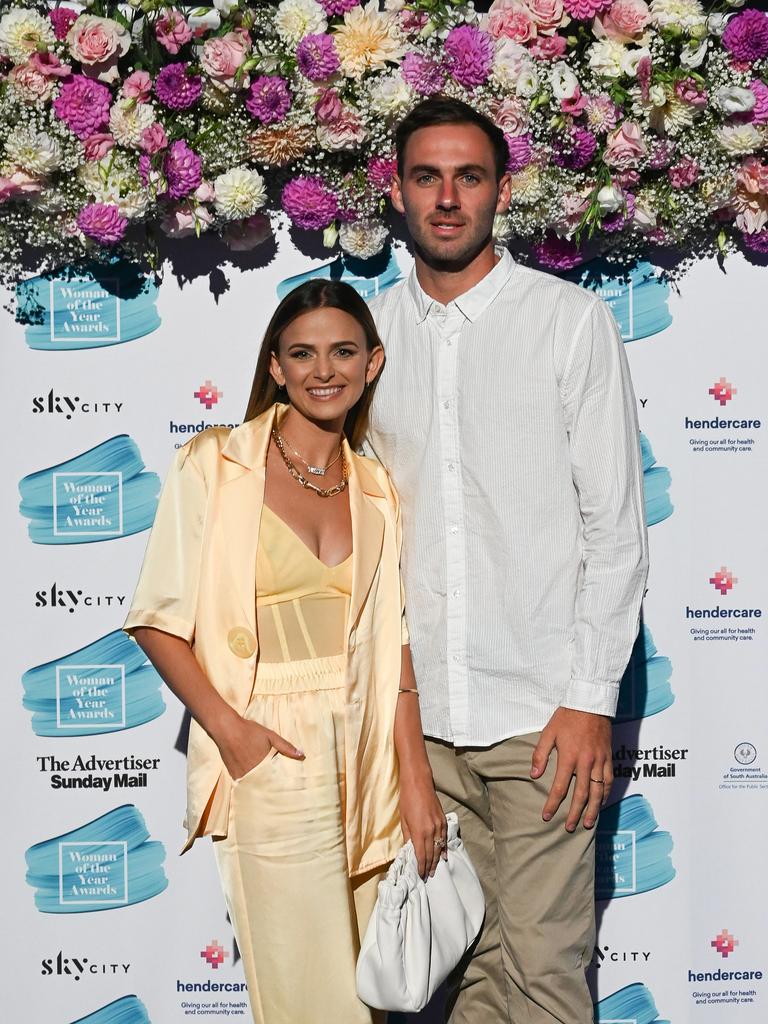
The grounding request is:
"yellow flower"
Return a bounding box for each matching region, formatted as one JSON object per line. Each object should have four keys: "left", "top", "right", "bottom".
{"left": 333, "top": 4, "right": 404, "bottom": 80}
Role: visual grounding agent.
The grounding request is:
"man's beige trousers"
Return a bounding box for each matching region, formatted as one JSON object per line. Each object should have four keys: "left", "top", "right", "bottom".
{"left": 426, "top": 731, "right": 596, "bottom": 1024}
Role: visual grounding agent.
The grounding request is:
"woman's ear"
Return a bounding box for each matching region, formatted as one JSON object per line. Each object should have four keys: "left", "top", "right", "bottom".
{"left": 366, "top": 344, "right": 385, "bottom": 384}
{"left": 269, "top": 351, "right": 285, "bottom": 388}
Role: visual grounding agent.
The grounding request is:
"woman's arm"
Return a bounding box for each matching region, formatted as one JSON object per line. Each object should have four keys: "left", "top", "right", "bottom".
{"left": 132, "top": 627, "right": 304, "bottom": 778}
{"left": 395, "top": 644, "right": 447, "bottom": 879}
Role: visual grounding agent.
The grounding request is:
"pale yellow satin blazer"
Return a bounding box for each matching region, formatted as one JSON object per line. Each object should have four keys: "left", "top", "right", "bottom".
{"left": 124, "top": 404, "right": 406, "bottom": 875}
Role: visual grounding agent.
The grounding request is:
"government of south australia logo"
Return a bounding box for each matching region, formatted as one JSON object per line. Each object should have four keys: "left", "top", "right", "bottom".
{"left": 709, "top": 378, "right": 737, "bottom": 406}
{"left": 709, "top": 566, "right": 737, "bottom": 596}
{"left": 711, "top": 929, "right": 739, "bottom": 958}
{"left": 734, "top": 742, "right": 757, "bottom": 765}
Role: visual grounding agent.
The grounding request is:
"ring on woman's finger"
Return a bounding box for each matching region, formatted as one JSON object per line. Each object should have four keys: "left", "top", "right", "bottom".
{"left": 433, "top": 836, "right": 447, "bottom": 849}
{"left": 590, "top": 777, "right": 605, "bottom": 785}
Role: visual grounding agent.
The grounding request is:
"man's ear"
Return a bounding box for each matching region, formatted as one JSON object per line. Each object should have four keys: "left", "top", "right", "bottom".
{"left": 391, "top": 174, "right": 406, "bottom": 216}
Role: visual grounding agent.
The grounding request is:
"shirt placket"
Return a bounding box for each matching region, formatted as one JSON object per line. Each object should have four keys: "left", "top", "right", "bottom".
{"left": 434, "top": 305, "right": 469, "bottom": 744}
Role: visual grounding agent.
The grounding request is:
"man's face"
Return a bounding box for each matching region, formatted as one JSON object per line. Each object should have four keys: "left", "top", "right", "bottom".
{"left": 392, "top": 123, "right": 511, "bottom": 269}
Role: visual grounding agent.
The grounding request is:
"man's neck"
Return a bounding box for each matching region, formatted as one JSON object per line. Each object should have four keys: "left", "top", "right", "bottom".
{"left": 413, "top": 243, "right": 500, "bottom": 306}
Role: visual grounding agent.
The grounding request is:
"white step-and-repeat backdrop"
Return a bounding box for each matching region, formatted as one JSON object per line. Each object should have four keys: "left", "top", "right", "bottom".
{"left": 2, "top": 237, "right": 766, "bottom": 1024}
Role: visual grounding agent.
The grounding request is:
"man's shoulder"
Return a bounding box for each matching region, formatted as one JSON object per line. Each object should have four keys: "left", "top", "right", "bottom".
{"left": 511, "top": 262, "right": 600, "bottom": 317}
{"left": 367, "top": 278, "right": 409, "bottom": 324}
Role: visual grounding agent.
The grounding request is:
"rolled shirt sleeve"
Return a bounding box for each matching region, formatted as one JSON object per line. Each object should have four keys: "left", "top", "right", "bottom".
{"left": 559, "top": 298, "right": 649, "bottom": 717}
{"left": 123, "top": 443, "right": 208, "bottom": 644}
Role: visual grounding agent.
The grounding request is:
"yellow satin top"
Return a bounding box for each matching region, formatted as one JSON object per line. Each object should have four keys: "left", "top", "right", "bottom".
{"left": 256, "top": 505, "right": 353, "bottom": 663}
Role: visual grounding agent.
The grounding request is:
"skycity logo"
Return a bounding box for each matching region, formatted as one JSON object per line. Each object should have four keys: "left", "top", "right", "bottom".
{"left": 712, "top": 929, "right": 739, "bottom": 958}
{"left": 200, "top": 940, "right": 229, "bottom": 969}
{"left": 194, "top": 381, "right": 223, "bottom": 410}
{"left": 34, "top": 584, "right": 127, "bottom": 613}
{"left": 32, "top": 391, "right": 124, "bottom": 418}
{"left": 710, "top": 566, "right": 738, "bottom": 596}
{"left": 709, "top": 378, "right": 737, "bottom": 406}
{"left": 41, "top": 951, "right": 130, "bottom": 980}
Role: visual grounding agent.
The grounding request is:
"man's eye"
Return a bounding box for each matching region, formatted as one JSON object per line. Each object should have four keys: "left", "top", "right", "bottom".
{"left": 416, "top": 174, "right": 435, "bottom": 185}
{"left": 461, "top": 174, "right": 479, "bottom": 184}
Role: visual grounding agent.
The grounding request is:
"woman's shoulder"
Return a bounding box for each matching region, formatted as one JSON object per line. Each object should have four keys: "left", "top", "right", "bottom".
{"left": 176, "top": 426, "right": 233, "bottom": 471}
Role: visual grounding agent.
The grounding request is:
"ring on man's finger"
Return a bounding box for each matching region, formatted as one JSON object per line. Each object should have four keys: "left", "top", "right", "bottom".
{"left": 590, "top": 777, "right": 605, "bottom": 785}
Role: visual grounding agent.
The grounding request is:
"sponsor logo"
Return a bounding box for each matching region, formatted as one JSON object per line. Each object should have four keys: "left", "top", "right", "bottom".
{"left": 32, "top": 391, "right": 124, "bottom": 418}
{"left": 710, "top": 566, "right": 738, "bottom": 596}
{"left": 734, "top": 742, "right": 757, "bottom": 766}
{"left": 690, "top": 931, "right": 764, "bottom": 1008}
{"left": 53, "top": 471, "right": 123, "bottom": 537}
{"left": 36, "top": 753, "right": 160, "bottom": 793}
{"left": 50, "top": 278, "right": 121, "bottom": 342}
{"left": 712, "top": 930, "right": 739, "bottom": 959}
{"left": 194, "top": 381, "right": 223, "bottom": 410}
{"left": 612, "top": 744, "right": 688, "bottom": 782}
{"left": 56, "top": 664, "right": 126, "bottom": 730}
{"left": 201, "top": 940, "right": 229, "bottom": 969}
{"left": 709, "top": 378, "right": 737, "bottom": 406}
{"left": 592, "top": 944, "right": 652, "bottom": 968}
{"left": 721, "top": 742, "right": 766, "bottom": 792}
{"left": 41, "top": 951, "right": 131, "bottom": 981}
{"left": 34, "top": 584, "right": 127, "bottom": 613}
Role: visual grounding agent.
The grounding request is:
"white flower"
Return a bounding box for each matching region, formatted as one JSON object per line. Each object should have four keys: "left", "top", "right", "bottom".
{"left": 597, "top": 184, "right": 624, "bottom": 214}
{"left": 516, "top": 64, "right": 540, "bottom": 98}
{"left": 716, "top": 124, "right": 766, "bottom": 155}
{"left": 5, "top": 129, "right": 62, "bottom": 175}
{"left": 549, "top": 61, "right": 579, "bottom": 101}
{"left": 707, "top": 13, "right": 727, "bottom": 34}
{"left": 633, "top": 193, "right": 657, "bottom": 231}
{"left": 492, "top": 39, "right": 530, "bottom": 87}
{"left": 648, "top": 84, "right": 666, "bottom": 106}
{"left": 492, "top": 212, "right": 514, "bottom": 242}
{"left": 214, "top": 0, "right": 240, "bottom": 14}
{"left": 367, "top": 73, "right": 414, "bottom": 118}
{"left": 588, "top": 39, "right": 627, "bottom": 79}
{"left": 621, "top": 47, "right": 651, "bottom": 78}
{"left": 109, "top": 98, "right": 156, "bottom": 149}
{"left": 275, "top": 0, "right": 327, "bottom": 45}
{"left": 77, "top": 151, "right": 148, "bottom": 218}
{"left": 649, "top": 0, "right": 706, "bottom": 33}
{"left": 715, "top": 86, "right": 756, "bottom": 116}
{"left": 680, "top": 39, "right": 708, "bottom": 67}
{"left": 214, "top": 166, "right": 267, "bottom": 217}
{"left": 339, "top": 218, "right": 389, "bottom": 259}
{"left": 0, "top": 8, "right": 55, "bottom": 63}
{"left": 333, "top": 4, "right": 404, "bottom": 80}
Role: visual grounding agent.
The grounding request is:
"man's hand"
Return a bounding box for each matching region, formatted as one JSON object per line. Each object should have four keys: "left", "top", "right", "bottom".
{"left": 530, "top": 707, "right": 613, "bottom": 831}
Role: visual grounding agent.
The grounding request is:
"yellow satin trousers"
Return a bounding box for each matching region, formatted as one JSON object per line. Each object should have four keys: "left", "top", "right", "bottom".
{"left": 213, "top": 653, "right": 385, "bottom": 1024}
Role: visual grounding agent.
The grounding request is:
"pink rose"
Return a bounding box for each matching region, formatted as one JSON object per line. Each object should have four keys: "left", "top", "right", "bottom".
{"left": 562, "top": 86, "right": 588, "bottom": 115}
{"left": 524, "top": 0, "right": 565, "bottom": 33}
{"left": 29, "top": 51, "right": 71, "bottom": 78}
{"left": 317, "top": 109, "right": 366, "bottom": 151}
{"left": 315, "top": 88, "right": 344, "bottom": 124}
{"left": 0, "top": 170, "right": 42, "bottom": 203}
{"left": 161, "top": 204, "right": 214, "bottom": 238}
{"left": 486, "top": 0, "right": 538, "bottom": 43}
{"left": 595, "top": 0, "right": 650, "bottom": 42}
{"left": 123, "top": 70, "right": 153, "bottom": 102}
{"left": 156, "top": 9, "right": 192, "bottom": 55}
{"left": 492, "top": 96, "right": 530, "bottom": 136}
{"left": 201, "top": 30, "right": 251, "bottom": 91}
{"left": 9, "top": 63, "right": 56, "bottom": 103}
{"left": 194, "top": 181, "right": 216, "bottom": 203}
{"left": 66, "top": 15, "right": 131, "bottom": 85}
{"left": 736, "top": 156, "right": 768, "bottom": 195}
{"left": 83, "top": 132, "right": 115, "bottom": 161}
{"left": 140, "top": 122, "right": 168, "bottom": 154}
{"left": 529, "top": 34, "right": 567, "bottom": 59}
{"left": 603, "top": 121, "right": 647, "bottom": 169}
{"left": 674, "top": 76, "right": 707, "bottom": 109}
{"left": 668, "top": 156, "right": 699, "bottom": 189}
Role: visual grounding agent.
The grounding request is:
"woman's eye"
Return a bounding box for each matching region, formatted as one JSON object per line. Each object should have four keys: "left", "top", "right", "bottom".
{"left": 336, "top": 347, "right": 355, "bottom": 358}
{"left": 290, "top": 349, "right": 311, "bottom": 359}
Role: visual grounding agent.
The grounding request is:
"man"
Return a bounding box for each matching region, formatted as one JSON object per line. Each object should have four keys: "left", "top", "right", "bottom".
{"left": 366, "top": 97, "right": 648, "bottom": 1024}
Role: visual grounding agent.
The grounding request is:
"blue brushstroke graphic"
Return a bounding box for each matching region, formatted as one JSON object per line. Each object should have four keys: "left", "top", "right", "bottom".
{"left": 26, "top": 804, "right": 167, "bottom": 913}
{"left": 616, "top": 623, "right": 674, "bottom": 722}
{"left": 596, "top": 795, "right": 675, "bottom": 901}
{"left": 16, "top": 260, "right": 161, "bottom": 350}
{"left": 69, "top": 996, "right": 152, "bottom": 1024}
{"left": 23, "top": 629, "right": 164, "bottom": 736}
{"left": 564, "top": 259, "right": 673, "bottom": 341}
{"left": 19, "top": 435, "right": 160, "bottom": 544}
{"left": 277, "top": 249, "right": 402, "bottom": 301}
{"left": 595, "top": 982, "right": 670, "bottom": 1023}
{"left": 640, "top": 433, "right": 673, "bottom": 526}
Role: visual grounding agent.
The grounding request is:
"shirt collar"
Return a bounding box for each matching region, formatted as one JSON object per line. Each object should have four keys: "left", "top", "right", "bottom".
{"left": 407, "top": 246, "right": 515, "bottom": 325}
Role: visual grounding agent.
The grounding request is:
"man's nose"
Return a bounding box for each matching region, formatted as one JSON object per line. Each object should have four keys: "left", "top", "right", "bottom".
{"left": 436, "top": 181, "right": 460, "bottom": 210}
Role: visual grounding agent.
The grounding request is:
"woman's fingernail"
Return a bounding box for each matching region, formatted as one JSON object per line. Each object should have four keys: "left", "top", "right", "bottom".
{"left": 295, "top": 747, "right": 305, "bottom": 757}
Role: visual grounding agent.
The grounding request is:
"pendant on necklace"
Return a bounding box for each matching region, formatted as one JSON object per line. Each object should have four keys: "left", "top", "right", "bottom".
{"left": 306, "top": 465, "right": 327, "bottom": 476}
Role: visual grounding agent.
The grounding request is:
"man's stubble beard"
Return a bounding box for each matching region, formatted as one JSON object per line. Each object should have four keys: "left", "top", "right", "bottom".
{"left": 407, "top": 211, "right": 498, "bottom": 274}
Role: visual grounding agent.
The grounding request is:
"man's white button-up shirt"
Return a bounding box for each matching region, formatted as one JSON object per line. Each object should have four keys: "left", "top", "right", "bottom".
{"left": 367, "top": 250, "right": 649, "bottom": 746}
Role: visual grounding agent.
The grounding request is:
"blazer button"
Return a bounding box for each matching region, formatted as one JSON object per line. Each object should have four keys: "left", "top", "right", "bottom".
{"left": 228, "top": 627, "right": 256, "bottom": 658}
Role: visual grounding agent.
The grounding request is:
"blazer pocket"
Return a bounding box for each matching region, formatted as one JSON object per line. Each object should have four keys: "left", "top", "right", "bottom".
{"left": 231, "top": 747, "right": 279, "bottom": 785}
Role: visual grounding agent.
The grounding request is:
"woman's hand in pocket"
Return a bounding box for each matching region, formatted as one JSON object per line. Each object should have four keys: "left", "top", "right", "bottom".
{"left": 215, "top": 715, "right": 305, "bottom": 781}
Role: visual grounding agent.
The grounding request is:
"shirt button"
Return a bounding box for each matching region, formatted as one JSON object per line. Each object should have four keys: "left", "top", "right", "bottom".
{"left": 228, "top": 627, "right": 256, "bottom": 658}
{"left": 452, "top": 655, "right": 461, "bottom": 663}
{"left": 450, "top": 526, "right": 458, "bottom": 535}
{"left": 452, "top": 588, "right": 461, "bottom": 598}
{"left": 443, "top": 400, "right": 450, "bottom": 410}
{"left": 447, "top": 462, "right": 455, "bottom": 472}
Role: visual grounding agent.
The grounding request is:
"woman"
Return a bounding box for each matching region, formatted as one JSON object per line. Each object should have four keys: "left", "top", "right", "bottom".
{"left": 124, "top": 280, "right": 446, "bottom": 1024}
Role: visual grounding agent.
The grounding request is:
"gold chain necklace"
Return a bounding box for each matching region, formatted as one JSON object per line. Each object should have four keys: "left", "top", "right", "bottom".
{"left": 281, "top": 433, "right": 342, "bottom": 477}
{"left": 272, "top": 427, "right": 349, "bottom": 498}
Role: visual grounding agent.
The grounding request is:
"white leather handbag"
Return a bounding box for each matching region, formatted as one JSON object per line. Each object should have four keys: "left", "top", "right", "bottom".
{"left": 355, "top": 811, "right": 485, "bottom": 1013}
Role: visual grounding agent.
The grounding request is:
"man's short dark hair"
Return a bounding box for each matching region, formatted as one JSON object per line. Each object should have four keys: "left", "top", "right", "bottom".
{"left": 394, "top": 96, "right": 509, "bottom": 181}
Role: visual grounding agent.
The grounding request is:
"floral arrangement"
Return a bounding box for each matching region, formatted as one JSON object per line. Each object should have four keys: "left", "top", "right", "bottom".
{"left": 1, "top": 0, "right": 768, "bottom": 282}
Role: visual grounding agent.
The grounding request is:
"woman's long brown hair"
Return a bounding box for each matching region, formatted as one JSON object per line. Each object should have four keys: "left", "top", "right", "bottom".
{"left": 243, "top": 279, "right": 385, "bottom": 451}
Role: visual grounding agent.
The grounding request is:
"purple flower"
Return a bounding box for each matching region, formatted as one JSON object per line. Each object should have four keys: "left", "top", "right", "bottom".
{"left": 534, "top": 235, "right": 584, "bottom": 270}
{"left": 647, "top": 138, "right": 675, "bottom": 170}
{"left": 445, "top": 25, "right": 494, "bottom": 89}
{"left": 552, "top": 128, "right": 597, "bottom": 171}
{"left": 318, "top": 0, "right": 358, "bottom": 14}
{"left": 563, "top": 0, "right": 611, "bottom": 19}
{"left": 49, "top": 7, "right": 78, "bottom": 40}
{"left": 742, "top": 229, "right": 768, "bottom": 254}
{"left": 401, "top": 52, "right": 446, "bottom": 96}
{"left": 603, "top": 193, "right": 635, "bottom": 234}
{"left": 668, "top": 157, "right": 699, "bottom": 190}
{"left": 53, "top": 76, "right": 111, "bottom": 140}
{"left": 506, "top": 134, "right": 533, "bottom": 173}
{"left": 746, "top": 80, "right": 768, "bottom": 125}
{"left": 246, "top": 76, "right": 292, "bottom": 125}
{"left": 282, "top": 176, "right": 338, "bottom": 230}
{"left": 722, "top": 10, "right": 768, "bottom": 64}
{"left": 154, "top": 63, "right": 203, "bottom": 110}
{"left": 584, "top": 94, "right": 620, "bottom": 136}
{"left": 77, "top": 203, "right": 128, "bottom": 245}
{"left": 296, "top": 34, "right": 340, "bottom": 82}
{"left": 368, "top": 156, "right": 397, "bottom": 193}
{"left": 164, "top": 140, "right": 202, "bottom": 199}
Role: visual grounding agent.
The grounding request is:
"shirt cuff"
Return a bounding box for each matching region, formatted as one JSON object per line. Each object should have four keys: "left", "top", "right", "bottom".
{"left": 123, "top": 609, "right": 195, "bottom": 645}
{"left": 561, "top": 678, "right": 620, "bottom": 718}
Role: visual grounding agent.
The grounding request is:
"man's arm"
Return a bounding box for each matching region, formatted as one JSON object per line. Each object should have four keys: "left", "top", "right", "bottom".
{"left": 532, "top": 297, "right": 649, "bottom": 830}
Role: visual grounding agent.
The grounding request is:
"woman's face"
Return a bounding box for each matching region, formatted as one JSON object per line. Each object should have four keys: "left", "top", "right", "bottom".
{"left": 270, "top": 306, "right": 383, "bottom": 427}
